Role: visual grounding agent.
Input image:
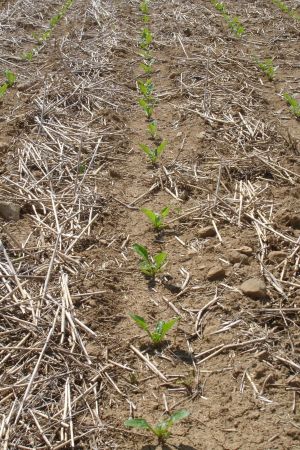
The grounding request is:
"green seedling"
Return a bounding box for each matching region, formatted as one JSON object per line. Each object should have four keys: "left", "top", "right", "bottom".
{"left": 125, "top": 410, "right": 190, "bottom": 443}
{"left": 271, "top": 0, "right": 290, "bottom": 13}
{"left": 32, "top": 29, "right": 52, "bottom": 44}
{"left": 140, "top": 61, "right": 153, "bottom": 75}
{"left": 283, "top": 93, "right": 300, "bottom": 118}
{"left": 139, "top": 98, "right": 154, "bottom": 119}
{"left": 139, "top": 48, "right": 153, "bottom": 60}
{"left": 142, "top": 14, "right": 150, "bottom": 23}
{"left": 140, "top": 28, "right": 152, "bottom": 49}
{"left": 138, "top": 79, "right": 154, "bottom": 100}
{"left": 129, "top": 314, "right": 179, "bottom": 345}
{"left": 140, "top": 0, "right": 150, "bottom": 15}
{"left": 78, "top": 163, "right": 86, "bottom": 174}
{"left": 22, "top": 50, "right": 35, "bottom": 61}
{"left": 0, "top": 83, "right": 8, "bottom": 97}
{"left": 139, "top": 140, "right": 167, "bottom": 164}
{"left": 212, "top": 0, "right": 227, "bottom": 13}
{"left": 147, "top": 120, "right": 158, "bottom": 138}
{"left": 0, "top": 70, "right": 17, "bottom": 98}
{"left": 228, "top": 17, "right": 245, "bottom": 36}
{"left": 257, "top": 58, "right": 276, "bottom": 81}
{"left": 211, "top": 1, "right": 245, "bottom": 36}
{"left": 132, "top": 243, "right": 167, "bottom": 277}
{"left": 50, "top": 13, "right": 63, "bottom": 28}
{"left": 141, "top": 206, "right": 170, "bottom": 230}
{"left": 4, "top": 70, "right": 16, "bottom": 87}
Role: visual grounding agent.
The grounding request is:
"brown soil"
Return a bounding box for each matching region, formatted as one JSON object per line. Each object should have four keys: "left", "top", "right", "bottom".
{"left": 0, "top": 0, "right": 300, "bottom": 449}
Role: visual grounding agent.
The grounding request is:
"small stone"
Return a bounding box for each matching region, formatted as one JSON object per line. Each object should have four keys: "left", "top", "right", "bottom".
{"left": 198, "top": 226, "right": 216, "bottom": 239}
{"left": 227, "top": 250, "right": 249, "bottom": 265}
{"left": 0, "top": 202, "right": 20, "bottom": 221}
{"left": 241, "top": 278, "right": 267, "bottom": 299}
{"left": 176, "top": 131, "right": 183, "bottom": 137}
{"left": 207, "top": 266, "right": 226, "bottom": 281}
{"left": 235, "top": 246, "right": 253, "bottom": 256}
{"left": 269, "top": 250, "right": 287, "bottom": 262}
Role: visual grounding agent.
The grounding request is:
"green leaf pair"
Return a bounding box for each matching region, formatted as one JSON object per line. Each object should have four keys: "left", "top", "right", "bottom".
{"left": 0, "top": 70, "right": 17, "bottom": 98}
{"left": 140, "top": 0, "right": 150, "bottom": 15}
{"left": 138, "top": 79, "right": 154, "bottom": 100}
{"left": 139, "top": 98, "right": 154, "bottom": 119}
{"left": 257, "top": 58, "right": 276, "bottom": 81}
{"left": 147, "top": 120, "right": 157, "bottom": 138}
{"left": 141, "top": 206, "right": 169, "bottom": 230}
{"left": 284, "top": 93, "right": 300, "bottom": 118}
{"left": 125, "top": 410, "right": 189, "bottom": 442}
{"left": 140, "top": 27, "right": 153, "bottom": 49}
{"left": 139, "top": 141, "right": 167, "bottom": 164}
{"left": 130, "top": 314, "right": 179, "bottom": 345}
{"left": 132, "top": 243, "right": 167, "bottom": 277}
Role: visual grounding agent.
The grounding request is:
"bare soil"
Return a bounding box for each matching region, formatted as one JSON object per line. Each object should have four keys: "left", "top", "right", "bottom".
{"left": 0, "top": 0, "right": 300, "bottom": 449}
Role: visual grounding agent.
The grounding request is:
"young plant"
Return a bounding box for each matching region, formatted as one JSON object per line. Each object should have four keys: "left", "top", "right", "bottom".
{"left": 228, "top": 17, "right": 245, "bottom": 36}
{"left": 125, "top": 410, "right": 190, "bottom": 443}
{"left": 283, "top": 93, "right": 300, "bottom": 118}
{"left": 141, "top": 206, "right": 170, "bottom": 230}
{"left": 22, "top": 50, "right": 35, "bottom": 61}
{"left": 132, "top": 243, "right": 167, "bottom": 277}
{"left": 257, "top": 58, "right": 276, "bottom": 81}
{"left": 140, "top": 0, "right": 150, "bottom": 15}
{"left": 139, "top": 98, "right": 154, "bottom": 120}
{"left": 271, "top": 0, "right": 290, "bottom": 14}
{"left": 140, "top": 61, "right": 153, "bottom": 75}
{"left": 139, "top": 140, "right": 167, "bottom": 164}
{"left": 4, "top": 70, "right": 16, "bottom": 88}
{"left": 50, "top": 13, "right": 63, "bottom": 28}
{"left": 129, "top": 314, "right": 179, "bottom": 345}
{"left": 138, "top": 79, "right": 154, "bottom": 100}
{"left": 140, "top": 28, "right": 152, "bottom": 49}
{"left": 147, "top": 120, "right": 158, "bottom": 139}
{"left": 0, "top": 70, "right": 17, "bottom": 98}
{"left": 212, "top": 0, "right": 227, "bottom": 13}
{"left": 139, "top": 48, "right": 153, "bottom": 61}
{"left": 142, "top": 14, "right": 150, "bottom": 23}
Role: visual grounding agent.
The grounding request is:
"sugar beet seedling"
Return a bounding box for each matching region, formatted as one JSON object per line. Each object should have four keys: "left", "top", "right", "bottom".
{"left": 283, "top": 93, "right": 300, "bottom": 118}
{"left": 139, "top": 141, "right": 167, "bottom": 164}
{"left": 125, "top": 410, "right": 190, "bottom": 443}
{"left": 141, "top": 206, "right": 170, "bottom": 230}
{"left": 256, "top": 58, "right": 276, "bottom": 81}
{"left": 0, "top": 70, "right": 17, "bottom": 98}
{"left": 147, "top": 120, "right": 158, "bottom": 139}
{"left": 129, "top": 314, "right": 179, "bottom": 345}
{"left": 132, "top": 243, "right": 167, "bottom": 277}
{"left": 211, "top": 0, "right": 245, "bottom": 37}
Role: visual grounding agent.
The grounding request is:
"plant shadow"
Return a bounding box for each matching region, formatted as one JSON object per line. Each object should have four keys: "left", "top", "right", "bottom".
{"left": 140, "top": 340, "right": 169, "bottom": 355}
{"left": 171, "top": 347, "right": 195, "bottom": 365}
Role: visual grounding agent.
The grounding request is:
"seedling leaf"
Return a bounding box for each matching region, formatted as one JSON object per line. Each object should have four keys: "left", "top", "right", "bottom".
{"left": 160, "top": 318, "right": 179, "bottom": 337}
{"left": 125, "top": 418, "right": 151, "bottom": 430}
{"left": 0, "top": 83, "right": 8, "bottom": 98}
{"left": 169, "top": 409, "right": 190, "bottom": 424}
{"left": 153, "top": 252, "right": 167, "bottom": 269}
{"left": 132, "top": 243, "right": 149, "bottom": 262}
{"left": 160, "top": 206, "right": 170, "bottom": 218}
{"left": 156, "top": 140, "right": 167, "bottom": 158}
{"left": 129, "top": 314, "right": 149, "bottom": 332}
{"left": 5, "top": 70, "right": 16, "bottom": 87}
{"left": 141, "top": 208, "right": 157, "bottom": 225}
